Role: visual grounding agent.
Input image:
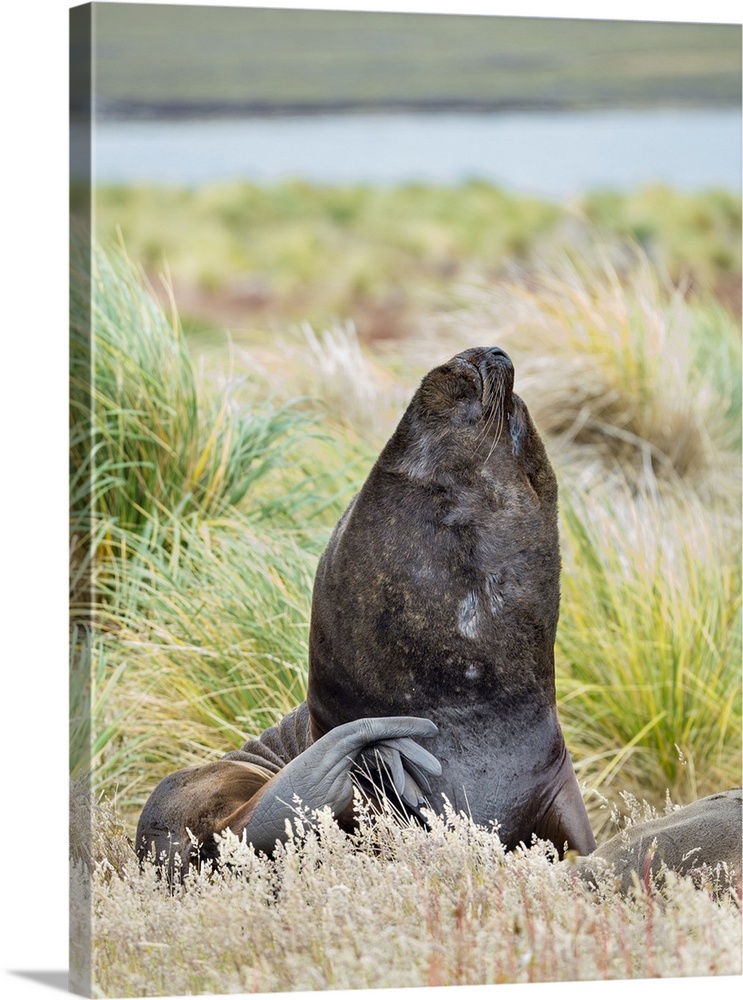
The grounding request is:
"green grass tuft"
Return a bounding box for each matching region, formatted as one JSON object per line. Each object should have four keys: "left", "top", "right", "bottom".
{"left": 72, "top": 237, "right": 309, "bottom": 545}
{"left": 556, "top": 484, "right": 741, "bottom": 836}
{"left": 70, "top": 240, "right": 343, "bottom": 806}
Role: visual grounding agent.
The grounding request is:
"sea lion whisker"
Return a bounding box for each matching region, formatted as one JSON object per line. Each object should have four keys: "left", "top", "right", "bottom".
{"left": 482, "top": 386, "right": 506, "bottom": 464}
{"left": 472, "top": 405, "right": 494, "bottom": 452}
{"left": 474, "top": 383, "right": 502, "bottom": 453}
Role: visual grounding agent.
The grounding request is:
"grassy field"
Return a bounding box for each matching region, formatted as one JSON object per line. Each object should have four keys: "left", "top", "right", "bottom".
{"left": 72, "top": 790, "right": 741, "bottom": 996}
{"left": 72, "top": 224, "right": 742, "bottom": 813}
{"left": 76, "top": 6, "right": 741, "bottom": 115}
{"left": 72, "top": 175, "right": 741, "bottom": 992}
{"left": 72, "top": 235, "right": 742, "bottom": 810}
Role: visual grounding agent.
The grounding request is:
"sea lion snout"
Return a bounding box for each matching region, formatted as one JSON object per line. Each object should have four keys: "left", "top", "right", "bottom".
{"left": 457, "top": 345, "right": 513, "bottom": 381}
{"left": 458, "top": 345, "right": 512, "bottom": 366}
{"left": 478, "top": 345, "right": 513, "bottom": 367}
{"left": 442, "top": 346, "right": 515, "bottom": 419}
{"left": 479, "top": 347, "right": 514, "bottom": 412}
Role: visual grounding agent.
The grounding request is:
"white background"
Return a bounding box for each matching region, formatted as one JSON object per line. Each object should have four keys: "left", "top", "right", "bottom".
{"left": 2, "top": 2, "right": 741, "bottom": 999}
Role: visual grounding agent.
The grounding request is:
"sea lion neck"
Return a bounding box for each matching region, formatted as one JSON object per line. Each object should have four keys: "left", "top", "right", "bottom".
{"left": 307, "top": 347, "right": 578, "bottom": 845}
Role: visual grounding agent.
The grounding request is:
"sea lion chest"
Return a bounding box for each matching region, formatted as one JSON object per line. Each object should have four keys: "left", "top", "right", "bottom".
{"left": 307, "top": 469, "right": 564, "bottom": 842}
{"left": 310, "top": 466, "right": 556, "bottom": 697}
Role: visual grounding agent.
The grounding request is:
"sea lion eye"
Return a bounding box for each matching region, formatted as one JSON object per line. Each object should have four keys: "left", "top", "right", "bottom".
{"left": 450, "top": 371, "right": 479, "bottom": 400}
{"left": 421, "top": 362, "right": 479, "bottom": 412}
{"left": 418, "top": 368, "right": 477, "bottom": 419}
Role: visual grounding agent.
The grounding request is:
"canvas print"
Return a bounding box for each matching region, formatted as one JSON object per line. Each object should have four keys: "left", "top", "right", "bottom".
{"left": 69, "top": 3, "right": 743, "bottom": 997}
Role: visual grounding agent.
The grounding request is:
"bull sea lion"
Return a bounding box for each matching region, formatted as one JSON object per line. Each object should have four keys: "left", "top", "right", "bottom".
{"left": 137, "top": 345, "right": 595, "bottom": 872}
{"left": 136, "top": 347, "right": 594, "bottom": 866}
{"left": 307, "top": 345, "right": 596, "bottom": 854}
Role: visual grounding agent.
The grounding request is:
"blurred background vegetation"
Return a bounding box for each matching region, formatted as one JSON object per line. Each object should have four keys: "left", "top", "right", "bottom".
{"left": 92, "top": 181, "right": 742, "bottom": 347}
{"left": 72, "top": 5, "right": 742, "bottom": 844}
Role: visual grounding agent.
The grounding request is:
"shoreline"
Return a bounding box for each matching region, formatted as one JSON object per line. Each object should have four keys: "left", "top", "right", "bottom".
{"left": 85, "top": 97, "right": 741, "bottom": 123}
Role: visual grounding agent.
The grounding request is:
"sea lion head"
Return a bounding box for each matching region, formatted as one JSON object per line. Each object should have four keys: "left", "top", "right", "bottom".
{"left": 308, "top": 346, "right": 560, "bottom": 732}
{"left": 392, "top": 346, "right": 556, "bottom": 503}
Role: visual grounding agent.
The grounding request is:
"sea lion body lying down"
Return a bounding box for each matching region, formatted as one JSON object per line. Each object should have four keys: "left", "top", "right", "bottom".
{"left": 576, "top": 788, "right": 742, "bottom": 893}
{"left": 137, "top": 348, "right": 741, "bottom": 888}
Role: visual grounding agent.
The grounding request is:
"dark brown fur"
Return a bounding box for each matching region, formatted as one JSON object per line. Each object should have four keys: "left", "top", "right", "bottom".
{"left": 307, "top": 347, "right": 596, "bottom": 855}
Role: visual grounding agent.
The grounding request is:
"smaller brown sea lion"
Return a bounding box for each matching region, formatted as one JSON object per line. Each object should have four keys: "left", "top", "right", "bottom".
{"left": 136, "top": 705, "right": 441, "bottom": 876}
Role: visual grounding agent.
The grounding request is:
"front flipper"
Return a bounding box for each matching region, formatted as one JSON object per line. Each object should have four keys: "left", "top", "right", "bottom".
{"left": 136, "top": 715, "right": 441, "bottom": 876}
{"left": 536, "top": 760, "right": 596, "bottom": 857}
{"left": 223, "top": 716, "right": 442, "bottom": 853}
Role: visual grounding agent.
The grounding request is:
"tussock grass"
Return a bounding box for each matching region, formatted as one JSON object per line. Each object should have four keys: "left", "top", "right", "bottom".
{"left": 293, "top": 321, "right": 404, "bottom": 436}
{"left": 75, "top": 793, "right": 742, "bottom": 997}
{"left": 439, "top": 249, "right": 741, "bottom": 502}
{"left": 92, "top": 517, "right": 316, "bottom": 806}
{"left": 212, "top": 320, "right": 405, "bottom": 442}
{"left": 70, "top": 240, "right": 344, "bottom": 809}
{"left": 244, "top": 320, "right": 412, "bottom": 441}
{"left": 71, "top": 236, "right": 309, "bottom": 559}
{"left": 70, "top": 623, "right": 149, "bottom": 800}
{"left": 556, "top": 483, "right": 741, "bottom": 836}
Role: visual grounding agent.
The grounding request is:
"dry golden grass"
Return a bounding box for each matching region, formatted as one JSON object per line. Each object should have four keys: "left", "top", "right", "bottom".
{"left": 72, "top": 790, "right": 741, "bottom": 998}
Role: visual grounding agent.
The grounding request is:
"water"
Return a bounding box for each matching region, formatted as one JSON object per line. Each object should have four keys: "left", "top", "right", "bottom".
{"left": 88, "top": 109, "right": 741, "bottom": 198}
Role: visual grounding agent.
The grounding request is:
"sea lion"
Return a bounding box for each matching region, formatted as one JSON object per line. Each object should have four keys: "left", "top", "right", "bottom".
{"left": 574, "top": 788, "right": 742, "bottom": 895}
{"left": 137, "top": 345, "right": 596, "bottom": 871}
{"left": 307, "top": 345, "right": 596, "bottom": 855}
{"left": 137, "top": 347, "right": 593, "bottom": 865}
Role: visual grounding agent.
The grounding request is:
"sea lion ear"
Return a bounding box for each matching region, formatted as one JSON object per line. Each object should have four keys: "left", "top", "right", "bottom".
{"left": 509, "top": 404, "right": 527, "bottom": 455}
